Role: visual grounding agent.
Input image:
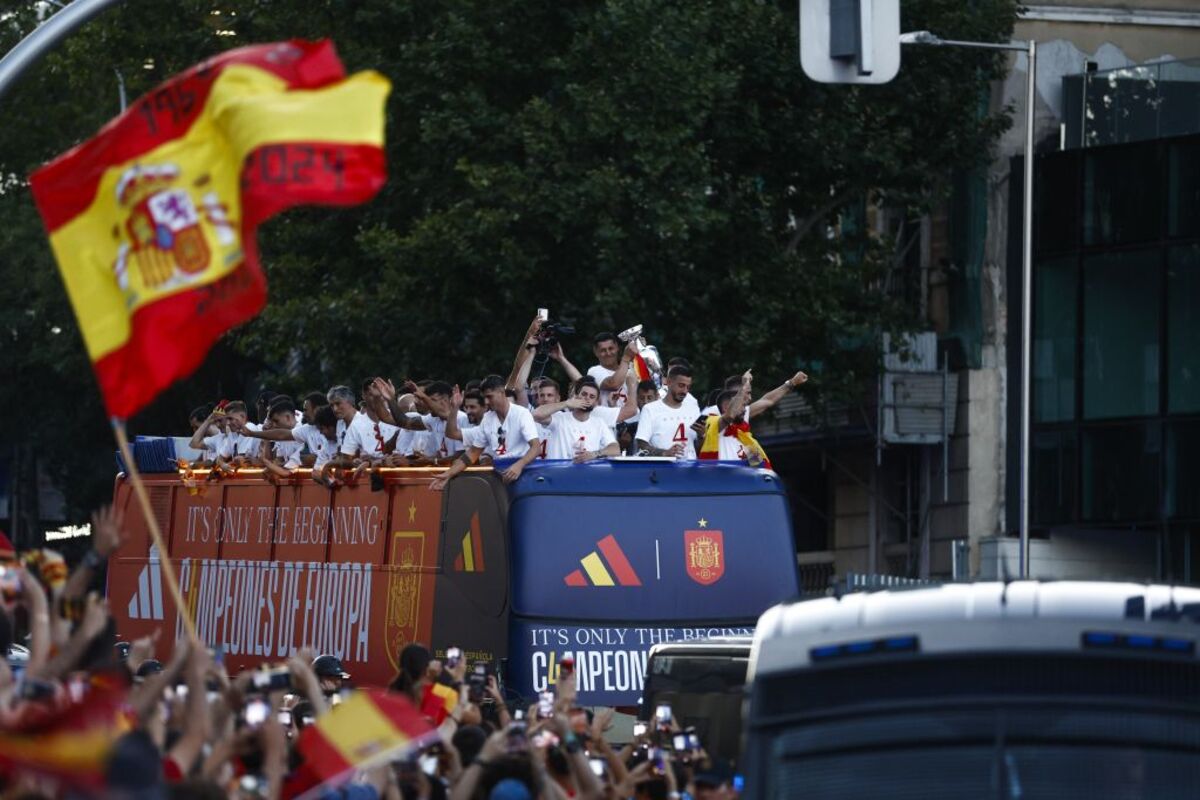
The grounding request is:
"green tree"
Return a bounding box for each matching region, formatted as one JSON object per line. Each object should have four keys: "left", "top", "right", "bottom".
{"left": 0, "top": 0, "right": 1016, "bottom": 528}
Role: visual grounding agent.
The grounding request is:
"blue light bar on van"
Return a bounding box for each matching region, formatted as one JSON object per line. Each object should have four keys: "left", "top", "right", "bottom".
{"left": 810, "top": 635, "right": 919, "bottom": 662}
{"left": 1082, "top": 631, "right": 1195, "bottom": 656}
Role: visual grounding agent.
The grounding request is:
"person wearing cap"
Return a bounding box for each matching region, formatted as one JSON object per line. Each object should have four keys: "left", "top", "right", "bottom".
{"left": 311, "top": 653, "right": 350, "bottom": 695}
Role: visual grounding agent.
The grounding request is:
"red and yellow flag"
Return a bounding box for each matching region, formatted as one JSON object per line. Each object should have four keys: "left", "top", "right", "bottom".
{"left": 697, "top": 415, "right": 772, "bottom": 469}
{"left": 29, "top": 40, "right": 390, "bottom": 419}
{"left": 0, "top": 684, "right": 130, "bottom": 790}
{"left": 420, "top": 681, "right": 459, "bottom": 725}
{"left": 295, "top": 689, "right": 434, "bottom": 785}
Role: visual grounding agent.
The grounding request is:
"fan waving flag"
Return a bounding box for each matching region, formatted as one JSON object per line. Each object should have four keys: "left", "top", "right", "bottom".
{"left": 28, "top": 40, "right": 390, "bottom": 419}
{"left": 293, "top": 689, "right": 435, "bottom": 791}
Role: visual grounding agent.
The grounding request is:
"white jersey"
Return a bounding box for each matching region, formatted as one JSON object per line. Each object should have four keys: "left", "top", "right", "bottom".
{"left": 634, "top": 399, "right": 698, "bottom": 460}
{"left": 535, "top": 422, "right": 552, "bottom": 459}
{"left": 591, "top": 405, "right": 621, "bottom": 434}
{"left": 473, "top": 403, "right": 539, "bottom": 459}
{"left": 587, "top": 364, "right": 628, "bottom": 409}
{"left": 420, "top": 412, "right": 469, "bottom": 460}
{"left": 544, "top": 411, "right": 617, "bottom": 460}
{"left": 289, "top": 423, "right": 339, "bottom": 468}
{"left": 203, "top": 431, "right": 258, "bottom": 459}
{"left": 339, "top": 412, "right": 399, "bottom": 460}
{"left": 273, "top": 439, "right": 305, "bottom": 467}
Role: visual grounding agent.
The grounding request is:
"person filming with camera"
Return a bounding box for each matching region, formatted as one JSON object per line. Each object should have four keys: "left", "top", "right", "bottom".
{"left": 509, "top": 313, "right": 583, "bottom": 406}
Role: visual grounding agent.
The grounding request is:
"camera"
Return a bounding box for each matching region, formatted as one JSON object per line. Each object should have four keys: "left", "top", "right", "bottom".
{"left": 445, "top": 647, "right": 462, "bottom": 669}
{"left": 467, "top": 662, "right": 488, "bottom": 703}
{"left": 529, "top": 319, "right": 576, "bottom": 356}
{"left": 537, "top": 691, "right": 554, "bottom": 719}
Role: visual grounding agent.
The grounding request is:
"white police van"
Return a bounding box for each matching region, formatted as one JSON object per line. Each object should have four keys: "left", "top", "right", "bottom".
{"left": 743, "top": 582, "right": 1200, "bottom": 798}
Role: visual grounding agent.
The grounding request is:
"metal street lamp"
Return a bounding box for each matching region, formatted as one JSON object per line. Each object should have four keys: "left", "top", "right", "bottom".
{"left": 0, "top": 0, "right": 124, "bottom": 102}
{"left": 901, "top": 29, "right": 1038, "bottom": 580}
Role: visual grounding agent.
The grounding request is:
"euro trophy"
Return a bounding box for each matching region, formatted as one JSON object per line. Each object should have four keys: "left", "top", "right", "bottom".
{"left": 618, "top": 324, "right": 665, "bottom": 394}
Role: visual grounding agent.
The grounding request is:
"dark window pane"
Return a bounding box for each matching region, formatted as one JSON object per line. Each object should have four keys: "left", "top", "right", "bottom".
{"left": 1158, "top": 62, "right": 1200, "bottom": 141}
{"left": 1035, "top": 152, "right": 1079, "bottom": 255}
{"left": 1168, "top": 139, "right": 1200, "bottom": 238}
{"left": 1034, "top": 257, "right": 1077, "bottom": 422}
{"left": 1082, "top": 250, "right": 1161, "bottom": 419}
{"left": 1169, "top": 245, "right": 1200, "bottom": 412}
{"left": 1167, "top": 422, "right": 1200, "bottom": 520}
{"left": 1083, "top": 142, "right": 1160, "bottom": 246}
{"left": 1082, "top": 424, "right": 1160, "bottom": 522}
{"left": 1032, "top": 430, "right": 1077, "bottom": 524}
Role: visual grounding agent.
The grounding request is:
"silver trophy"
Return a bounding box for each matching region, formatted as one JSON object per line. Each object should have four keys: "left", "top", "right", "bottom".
{"left": 618, "top": 324, "right": 665, "bottom": 392}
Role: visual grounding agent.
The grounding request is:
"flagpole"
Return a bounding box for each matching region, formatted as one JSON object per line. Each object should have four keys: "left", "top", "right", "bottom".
{"left": 111, "top": 418, "right": 201, "bottom": 645}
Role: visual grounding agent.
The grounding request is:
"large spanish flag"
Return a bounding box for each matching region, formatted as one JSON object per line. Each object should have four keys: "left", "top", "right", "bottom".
{"left": 29, "top": 40, "right": 390, "bottom": 419}
{"left": 294, "top": 689, "right": 434, "bottom": 788}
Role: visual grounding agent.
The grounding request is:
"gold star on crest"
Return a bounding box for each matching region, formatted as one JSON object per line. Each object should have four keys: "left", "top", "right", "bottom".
{"left": 408, "top": 501, "right": 417, "bottom": 523}
{"left": 698, "top": 518, "right": 708, "bottom": 528}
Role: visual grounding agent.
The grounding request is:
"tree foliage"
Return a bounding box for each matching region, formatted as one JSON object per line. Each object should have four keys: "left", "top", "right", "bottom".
{"left": 0, "top": 0, "right": 1016, "bottom": 522}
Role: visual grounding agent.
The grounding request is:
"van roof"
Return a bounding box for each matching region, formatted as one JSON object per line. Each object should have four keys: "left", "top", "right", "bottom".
{"left": 509, "top": 460, "right": 784, "bottom": 498}
{"left": 751, "top": 581, "right": 1200, "bottom": 675}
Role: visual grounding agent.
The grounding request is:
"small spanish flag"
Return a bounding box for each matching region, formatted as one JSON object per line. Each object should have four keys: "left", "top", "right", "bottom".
{"left": 295, "top": 689, "right": 434, "bottom": 785}
{"left": 29, "top": 40, "right": 390, "bottom": 419}
{"left": 420, "top": 681, "right": 460, "bottom": 725}
{"left": 697, "top": 415, "right": 772, "bottom": 469}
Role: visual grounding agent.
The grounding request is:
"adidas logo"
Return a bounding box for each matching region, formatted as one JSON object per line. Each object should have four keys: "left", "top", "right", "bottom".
{"left": 453, "top": 512, "right": 485, "bottom": 573}
{"left": 127, "top": 545, "right": 165, "bottom": 621}
{"left": 564, "top": 535, "right": 642, "bottom": 587}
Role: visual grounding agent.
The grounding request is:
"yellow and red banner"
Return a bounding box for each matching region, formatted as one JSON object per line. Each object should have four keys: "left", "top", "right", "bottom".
{"left": 295, "top": 689, "right": 434, "bottom": 785}
{"left": 697, "top": 415, "right": 772, "bottom": 469}
{"left": 29, "top": 40, "right": 390, "bottom": 419}
{"left": 0, "top": 684, "right": 129, "bottom": 790}
{"left": 420, "top": 681, "right": 459, "bottom": 725}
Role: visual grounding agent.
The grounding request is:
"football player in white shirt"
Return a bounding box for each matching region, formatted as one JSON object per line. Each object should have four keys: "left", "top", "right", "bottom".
{"left": 369, "top": 379, "right": 464, "bottom": 465}
{"left": 187, "top": 400, "right": 258, "bottom": 469}
{"left": 634, "top": 366, "right": 701, "bottom": 459}
{"left": 700, "top": 370, "right": 808, "bottom": 417}
{"left": 430, "top": 375, "right": 541, "bottom": 489}
{"left": 531, "top": 377, "right": 621, "bottom": 461}
{"left": 257, "top": 398, "right": 305, "bottom": 476}
{"left": 586, "top": 332, "right": 640, "bottom": 408}
{"left": 188, "top": 405, "right": 220, "bottom": 464}
{"left": 245, "top": 405, "right": 343, "bottom": 487}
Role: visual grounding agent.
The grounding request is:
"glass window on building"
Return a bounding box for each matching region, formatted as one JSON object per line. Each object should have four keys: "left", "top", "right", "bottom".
{"left": 1034, "top": 257, "right": 1077, "bottom": 422}
{"left": 1082, "top": 250, "right": 1161, "bottom": 420}
{"left": 1035, "top": 152, "right": 1079, "bottom": 255}
{"left": 1166, "top": 422, "right": 1200, "bottom": 520}
{"left": 1083, "top": 143, "right": 1160, "bottom": 246}
{"left": 1169, "top": 245, "right": 1200, "bottom": 413}
{"left": 1082, "top": 424, "right": 1161, "bottom": 522}
{"left": 1032, "top": 430, "right": 1077, "bottom": 525}
{"left": 1168, "top": 139, "right": 1200, "bottom": 239}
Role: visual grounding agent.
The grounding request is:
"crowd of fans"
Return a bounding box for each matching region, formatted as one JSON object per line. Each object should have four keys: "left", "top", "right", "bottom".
{"left": 185, "top": 317, "right": 807, "bottom": 489}
{"left": 0, "top": 505, "right": 739, "bottom": 799}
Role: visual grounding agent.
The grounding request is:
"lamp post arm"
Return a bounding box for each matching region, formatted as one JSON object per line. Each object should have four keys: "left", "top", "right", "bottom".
{"left": 0, "top": 0, "right": 125, "bottom": 102}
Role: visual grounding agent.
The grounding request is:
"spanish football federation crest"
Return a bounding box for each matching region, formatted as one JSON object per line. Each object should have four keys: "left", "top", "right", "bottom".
{"left": 685, "top": 530, "right": 724, "bottom": 585}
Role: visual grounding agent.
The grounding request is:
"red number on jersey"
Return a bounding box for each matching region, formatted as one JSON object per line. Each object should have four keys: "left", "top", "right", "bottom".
{"left": 539, "top": 440, "right": 548, "bottom": 459}
{"left": 673, "top": 423, "right": 687, "bottom": 442}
